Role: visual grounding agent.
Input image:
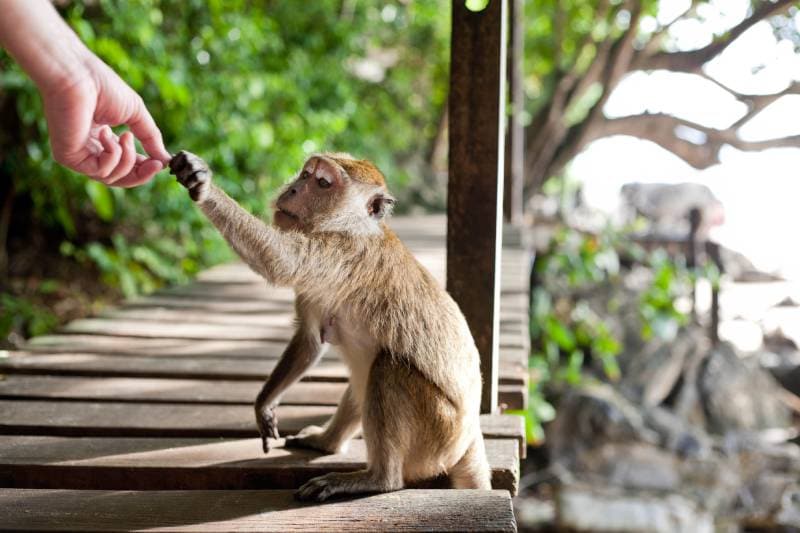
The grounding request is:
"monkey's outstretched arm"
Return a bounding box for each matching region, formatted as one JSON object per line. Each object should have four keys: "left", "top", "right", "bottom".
{"left": 255, "top": 327, "right": 327, "bottom": 452}
{"left": 170, "top": 151, "right": 306, "bottom": 286}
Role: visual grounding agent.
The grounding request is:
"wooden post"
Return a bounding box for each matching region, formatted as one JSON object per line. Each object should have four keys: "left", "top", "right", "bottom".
{"left": 686, "top": 207, "right": 702, "bottom": 322}
{"left": 706, "top": 241, "right": 723, "bottom": 347}
{"left": 447, "top": 0, "right": 507, "bottom": 414}
{"left": 503, "top": 0, "right": 524, "bottom": 224}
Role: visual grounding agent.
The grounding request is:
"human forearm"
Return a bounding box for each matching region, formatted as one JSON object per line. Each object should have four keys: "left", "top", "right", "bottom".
{"left": 0, "top": 0, "right": 90, "bottom": 89}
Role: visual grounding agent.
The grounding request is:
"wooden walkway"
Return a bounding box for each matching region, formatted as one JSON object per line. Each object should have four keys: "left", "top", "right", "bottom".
{"left": 0, "top": 215, "right": 528, "bottom": 532}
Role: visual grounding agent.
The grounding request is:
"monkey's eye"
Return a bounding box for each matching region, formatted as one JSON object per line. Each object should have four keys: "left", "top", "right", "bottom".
{"left": 317, "top": 177, "right": 331, "bottom": 189}
{"left": 301, "top": 171, "right": 311, "bottom": 180}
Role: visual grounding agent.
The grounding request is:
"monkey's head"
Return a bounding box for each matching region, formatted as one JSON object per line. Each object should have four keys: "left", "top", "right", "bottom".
{"left": 273, "top": 153, "right": 395, "bottom": 235}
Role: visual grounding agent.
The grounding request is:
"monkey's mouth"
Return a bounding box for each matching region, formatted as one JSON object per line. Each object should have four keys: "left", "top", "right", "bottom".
{"left": 277, "top": 207, "right": 299, "bottom": 220}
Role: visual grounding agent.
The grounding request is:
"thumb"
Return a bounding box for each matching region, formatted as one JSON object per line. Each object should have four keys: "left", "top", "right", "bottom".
{"left": 125, "top": 95, "right": 171, "bottom": 164}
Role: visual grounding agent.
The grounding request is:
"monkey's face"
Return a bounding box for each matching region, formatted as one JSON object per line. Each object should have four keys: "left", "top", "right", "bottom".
{"left": 274, "top": 154, "right": 395, "bottom": 235}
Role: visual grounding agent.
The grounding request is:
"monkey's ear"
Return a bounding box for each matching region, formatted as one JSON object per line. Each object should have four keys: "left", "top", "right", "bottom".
{"left": 367, "top": 193, "right": 396, "bottom": 220}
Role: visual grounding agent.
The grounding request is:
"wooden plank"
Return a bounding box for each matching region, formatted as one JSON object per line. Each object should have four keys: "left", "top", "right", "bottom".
{"left": 448, "top": 0, "right": 508, "bottom": 415}
{"left": 61, "top": 318, "right": 294, "bottom": 341}
{"left": 0, "top": 488, "right": 518, "bottom": 532}
{"left": 0, "top": 353, "right": 349, "bottom": 381}
{"left": 125, "top": 295, "right": 294, "bottom": 313}
{"left": 0, "top": 399, "right": 524, "bottom": 451}
{"left": 0, "top": 352, "right": 525, "bottom": 385}
{"left": 0, "top": 375, "right": 525, "bottom": 410}
{"left": 101, "top": 308, "right": 296, "bottom": 327}
{"left": 0, "top": 376, "right": 346, "bottom": 406}
{"left": 32, "top": 327, "right": 525, "bottom": 356}
{"left": 0, "top": 400, "right": 334, "bottom": 438}
{"left": 24, "top": 336, "right": 290, "bottom": 358}
{"left": 160, "top": 282, "right": 295, "bottom": 302}
{"left": 0, "top": 436, "right": 519, "bottom": 495}
{"left": 505, "top": 13, "right": 525, "bottom": 227}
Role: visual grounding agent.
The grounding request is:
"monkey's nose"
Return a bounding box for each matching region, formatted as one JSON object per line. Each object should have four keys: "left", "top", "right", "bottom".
{"left": 289, "top": 187, "right": 298, "bottom": 195}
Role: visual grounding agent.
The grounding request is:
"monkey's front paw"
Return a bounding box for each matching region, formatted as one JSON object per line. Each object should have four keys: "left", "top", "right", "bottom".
{"left": 284, "top": 425, "right": 346, "bottom": 455}
{"left": 169, "top": 150, "right": 212, "bottom": 202}
{"left": 255, "top": 405, "right": 279, "bottom": 454}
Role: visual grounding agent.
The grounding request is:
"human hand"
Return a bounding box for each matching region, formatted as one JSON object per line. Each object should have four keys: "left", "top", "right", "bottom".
{"left": 40, "top": 57, "right": 171, "bottom": 187}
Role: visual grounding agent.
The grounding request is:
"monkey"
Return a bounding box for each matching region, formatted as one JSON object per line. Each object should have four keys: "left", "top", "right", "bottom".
{"left": 169, "top": 150, "right": 491, "bottom": 502}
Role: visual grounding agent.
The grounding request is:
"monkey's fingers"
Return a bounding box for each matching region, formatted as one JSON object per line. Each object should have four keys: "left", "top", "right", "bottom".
{"left": 256, "top": 408, "right": 279, "bottom": 454}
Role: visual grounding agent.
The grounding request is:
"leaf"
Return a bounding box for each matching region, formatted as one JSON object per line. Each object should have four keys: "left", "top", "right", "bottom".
{"left": 85, "top": 181, "right": 115, "bottom": 221}
{"left": 546, "top": 317, "right": 576, "bottom": 351}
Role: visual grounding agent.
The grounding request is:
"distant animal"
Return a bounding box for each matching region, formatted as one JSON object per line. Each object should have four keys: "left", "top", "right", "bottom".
{"left": 620, "top": 182, "right": 724, "bottom": 236}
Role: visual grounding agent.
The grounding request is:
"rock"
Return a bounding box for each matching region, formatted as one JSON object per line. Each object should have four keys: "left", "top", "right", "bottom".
{"left": 513, "top": 497, "right": 555, "bottom": 531}
{"left": 620, "top": 327, "right": 707, "bottom": 408}
{"left": 556, "top": 484, "right": 714, "bottom": 533}
{"left": 699, "top": 342, "right": 791, "bottom": 433}
{"left": 775, "top": 296, "right": 800, "bottom": 308}
{"left": 546, "top": 383, "right": 657, "bottom": 462}
{"left": 742, "top": 474, "right": 800, "bottom": 528}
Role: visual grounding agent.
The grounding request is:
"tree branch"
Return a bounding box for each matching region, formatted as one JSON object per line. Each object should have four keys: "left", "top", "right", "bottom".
{"left": 635, "top": 0, "right": 796, "bottom": 73}
{"left": 590, "top": 112, "right": 800, "bottom": 169}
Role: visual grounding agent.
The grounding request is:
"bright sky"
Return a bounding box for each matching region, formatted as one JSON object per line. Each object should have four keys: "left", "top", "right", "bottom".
{"left": 569, "top": 0, "right": 800, "bottom": 279}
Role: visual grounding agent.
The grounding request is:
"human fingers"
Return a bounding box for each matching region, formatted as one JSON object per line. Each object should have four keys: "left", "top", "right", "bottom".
{"left": 92, "top": 126, "right": 123, "bottom": 181}
{"left": 111, "top": 158, "right": 163, "bottom": 188}
{"left": 104, "top": 131, "right": 137, "bottom": 185}
{"left": 125, "top": 95, "right": 171, "bottom": 164}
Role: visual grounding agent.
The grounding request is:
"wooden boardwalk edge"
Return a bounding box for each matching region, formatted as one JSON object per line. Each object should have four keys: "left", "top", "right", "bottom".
{"left": 0, "top": 488, "right": 518, "bottom": 533}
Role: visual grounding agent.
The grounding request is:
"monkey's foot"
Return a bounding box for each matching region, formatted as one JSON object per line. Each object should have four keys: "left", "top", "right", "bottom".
{"left": 169, "top": 150, "right": 212, "bottom": 202}
{"left": 284, "top": 425, "right": 347, "bottom": 455}
{"left": 255, "top": 406, "right": 279, "bottom": 454}
{"left": 295, "top": 471, "right": 400, "bottom": 502}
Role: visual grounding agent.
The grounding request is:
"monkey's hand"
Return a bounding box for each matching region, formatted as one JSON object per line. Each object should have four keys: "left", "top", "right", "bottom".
{"left": 256, "top": 405, "right": 280, "bottom": 453}
{"left": 169, "top": 150, "right": 212, "bottom": 202}
{"left": 285, "top": 425, "right": 346, "bottom": 455}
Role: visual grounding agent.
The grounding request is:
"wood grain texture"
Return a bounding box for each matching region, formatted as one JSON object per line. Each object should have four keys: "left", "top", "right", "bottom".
{"left": 0, "top": 376, "right": 347, "bottom": 405}
{"left": 0, "top": 489, "right": 518, "bottom": 532}
{"left": 0, "top": 400, "right": 523, "bottom": 451}
{"left": 0, "top": 375, "right": 524, "bottom": 410}
{"left": 0, "top": 436, "right": 519, "bottom": 494}
{"left": 447, "top": 0, "right": 508, "bottom": 414}
{"left": 0, "top": 352, "right": 524, "bottom": 385}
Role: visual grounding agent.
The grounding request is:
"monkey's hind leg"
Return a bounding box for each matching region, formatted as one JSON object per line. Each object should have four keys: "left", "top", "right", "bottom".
{"left": 295, "top": 355, "right": 406, "bottom": 502}
{"left": 449, "top": 435, "right": 492, "bottom": 489}
{"left": 285, "top": 384, "right": 362, "bottom": 454}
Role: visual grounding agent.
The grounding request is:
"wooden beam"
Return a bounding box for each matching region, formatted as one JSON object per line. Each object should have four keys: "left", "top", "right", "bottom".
{"left": 447, "top": 0, "right": 508, "bottom": 414}
{"left": 0, "top": 436, "right": 519, "bottom": 493}
{"left": 504, "top": 0, "right": 524, "bottom": 224}
{"left": 0, "top": 489, "right": 518, "bottom": 532}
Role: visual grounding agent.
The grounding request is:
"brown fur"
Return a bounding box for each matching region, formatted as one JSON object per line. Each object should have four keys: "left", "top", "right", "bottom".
{"left": 169, "top": 150, "right": 491, "bottom": 501}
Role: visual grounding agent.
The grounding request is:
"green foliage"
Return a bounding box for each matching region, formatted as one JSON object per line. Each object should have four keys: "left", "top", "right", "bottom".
{"left": 639, "top": 250, "right": 691, "bottom": 341}
{"left": 0, "top": 1, "right": 450, "bottom": 336}
{"left": 0, "top": 293, "right": 57, "bottom": 339}
{"left": 523, "top": 227, "right": 624, "bottom": 443}
{"left": 524, "top": 221, "right": 709, "bottom": 444}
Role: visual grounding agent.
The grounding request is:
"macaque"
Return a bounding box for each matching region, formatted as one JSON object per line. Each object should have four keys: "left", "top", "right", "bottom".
{"left": 169, "top": 150, "right": 490, "bottom": 501}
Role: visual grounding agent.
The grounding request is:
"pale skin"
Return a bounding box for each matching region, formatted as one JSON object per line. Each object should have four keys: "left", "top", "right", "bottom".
{"left": 0, "top": 0, "right": 170, "bottom": 185}
{"left": 170, "top": 150, "right": 492, "bottom": 501}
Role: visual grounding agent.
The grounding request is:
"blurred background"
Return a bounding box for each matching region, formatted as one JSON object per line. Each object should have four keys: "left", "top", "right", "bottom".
{"left": 2, "top": 0, "right": 800, "bottom": 529}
